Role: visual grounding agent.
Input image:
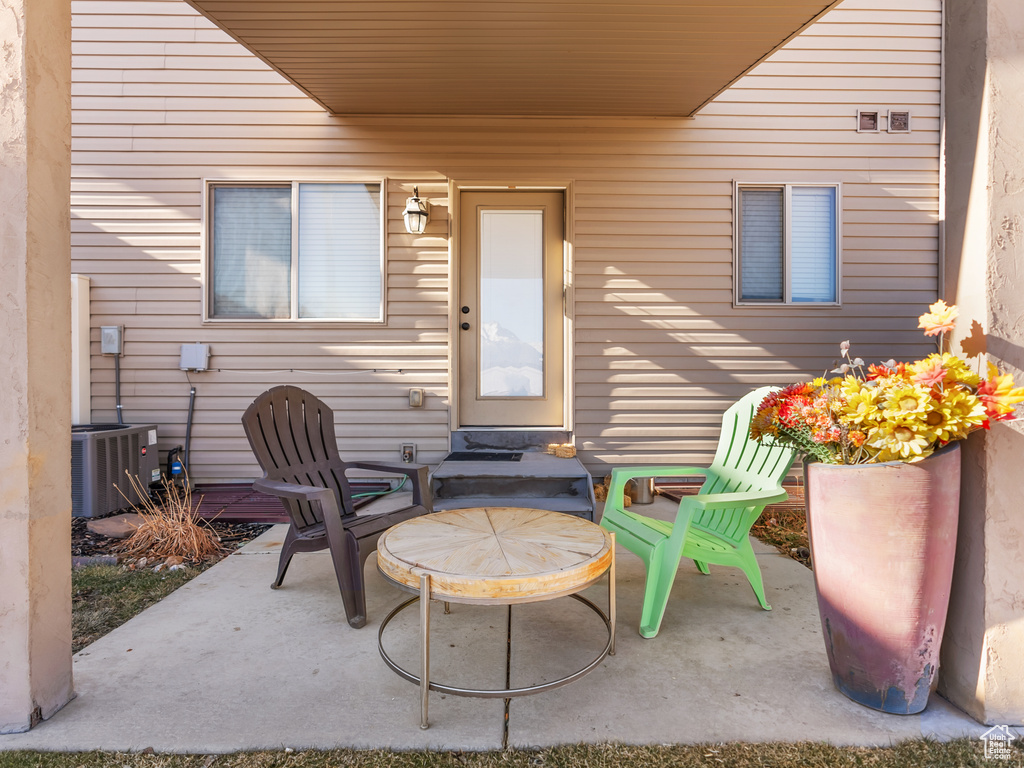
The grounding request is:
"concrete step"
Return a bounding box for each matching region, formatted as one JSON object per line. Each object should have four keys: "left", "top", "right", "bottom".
{"left": 435, "top": 471, "right": 592, "bottom": 500}
{"left": 432, "top": 496, "right": 595, "bottom": 516}
{"left": 451, "top": 430, "right": 571, "bottom": 453}
{"left": 430, "top": 451, "right": 596, "bottom": 520}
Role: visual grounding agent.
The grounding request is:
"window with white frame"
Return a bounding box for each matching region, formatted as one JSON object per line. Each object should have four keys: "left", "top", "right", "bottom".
{"left": 207, "top": 182, "right": 383, "bottom": 321}
{"left": 735, "top": 183, "right": 840, "bottom": 305}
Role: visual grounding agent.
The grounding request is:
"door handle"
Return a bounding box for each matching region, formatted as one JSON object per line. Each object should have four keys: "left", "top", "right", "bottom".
{"left": 461, "top": 322, "right": 470, "bottom": 331}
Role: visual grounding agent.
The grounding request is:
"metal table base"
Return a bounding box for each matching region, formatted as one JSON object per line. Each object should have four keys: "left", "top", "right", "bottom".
{"left": 377, "top": 540, "right": 616, "bottom": 729}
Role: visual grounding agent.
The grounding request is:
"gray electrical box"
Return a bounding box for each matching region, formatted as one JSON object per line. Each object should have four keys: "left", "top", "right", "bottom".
{"left": 100, "top": 325, "right": 123, "bottom": 355}
{"left": 180, "top": 342, "right": 210, "bottom": 371}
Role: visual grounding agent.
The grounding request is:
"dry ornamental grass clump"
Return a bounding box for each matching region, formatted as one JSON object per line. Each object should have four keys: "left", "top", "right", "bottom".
{"left": 113, "top": 472, "right": 225, "bottom": 563}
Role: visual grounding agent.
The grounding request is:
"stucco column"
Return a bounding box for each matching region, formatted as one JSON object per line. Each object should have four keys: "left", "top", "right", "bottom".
{"left": 940, "top": 0, "right": 1024, "bottom": 726}
{"left": 0, "top": 0, "right": 74, "bottom": 733}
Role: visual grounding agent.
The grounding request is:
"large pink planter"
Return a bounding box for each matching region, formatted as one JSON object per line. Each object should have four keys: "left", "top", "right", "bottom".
{"left": 804, "top": 443, "right": 961, "bottom": 714}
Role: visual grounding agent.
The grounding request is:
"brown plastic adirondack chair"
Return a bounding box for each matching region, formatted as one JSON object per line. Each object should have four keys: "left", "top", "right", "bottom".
{"left": 241, "top": 385, "right": 433, "bottom": 628}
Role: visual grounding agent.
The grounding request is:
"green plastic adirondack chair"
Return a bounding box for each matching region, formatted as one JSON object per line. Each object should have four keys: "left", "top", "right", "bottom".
{"left": 599, "top": 386, "right": 797, "bottom": 639}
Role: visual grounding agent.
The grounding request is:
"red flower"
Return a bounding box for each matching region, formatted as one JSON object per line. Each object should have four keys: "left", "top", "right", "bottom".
{"left": 866, "top": 362, "right": 909, "bottom": 381}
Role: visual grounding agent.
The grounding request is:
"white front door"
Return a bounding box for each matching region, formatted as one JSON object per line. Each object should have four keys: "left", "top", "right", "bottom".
{"left": 457, "top": 191, "right": 565, "bottom": 428}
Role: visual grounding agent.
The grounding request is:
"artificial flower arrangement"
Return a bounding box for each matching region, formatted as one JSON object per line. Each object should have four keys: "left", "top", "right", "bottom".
{"left": 749, "top": 301, "right": 1024, "bottom": 464}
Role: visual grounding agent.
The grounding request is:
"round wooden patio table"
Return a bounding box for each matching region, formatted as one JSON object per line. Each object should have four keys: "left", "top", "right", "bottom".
{"left": 376, "top": 507, "right": 616, "bottom": 729}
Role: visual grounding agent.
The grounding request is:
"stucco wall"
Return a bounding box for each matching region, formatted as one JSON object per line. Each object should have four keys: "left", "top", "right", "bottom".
{"left": 0, "top": 0, "right": 74, "bottom": 733}
{"left": 940, "top": 0, "right": 1024, "bottom": 725}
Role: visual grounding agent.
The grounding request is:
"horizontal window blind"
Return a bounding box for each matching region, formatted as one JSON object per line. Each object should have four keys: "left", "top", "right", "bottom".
{"left": 297, "top": 183, "right": 382, "bottom": 320}
{"left": 791, "top": 186, "right": 837, "bottom": 303}
{"left": 739, "top": 188, "right": 784, "bottom": 302}
{"left": 211, "top": 186, "right": 291, "bottom": 319}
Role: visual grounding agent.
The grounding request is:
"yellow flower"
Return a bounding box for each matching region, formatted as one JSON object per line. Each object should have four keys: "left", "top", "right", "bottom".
{"left": 840, "top": 378, "right": 885, "bottom": 428}
{"left": 934, "top": 352, "right": 980, "bottom": 388}
{"left": 918, "top": 300, "right": 958, "bottom": 337}
{"left": 926, "top": 387, "right": 987, "bottom": 442}
{"left": 881, "top": 383, "right": 932, "bottom": 421}
{"left": 865, "top": 420, "right": 935, "bottom": 462}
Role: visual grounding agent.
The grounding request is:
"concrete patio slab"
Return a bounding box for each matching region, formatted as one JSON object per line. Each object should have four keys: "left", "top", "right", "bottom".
{"left": 0, "top": 528, "right": 505, "bottom": 752}
{"left": 0, "top": 502, "right": 996, "bottom": 753}
{"left": 505, "top": 550, "right": 986, "bottom": 746}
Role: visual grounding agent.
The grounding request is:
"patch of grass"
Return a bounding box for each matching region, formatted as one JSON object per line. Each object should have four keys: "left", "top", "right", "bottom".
{"left": 72, "top": 563, "right": 209, "bottom": 653}
{"left": 1, "top": 739, "right": 1019, "bottom": 768}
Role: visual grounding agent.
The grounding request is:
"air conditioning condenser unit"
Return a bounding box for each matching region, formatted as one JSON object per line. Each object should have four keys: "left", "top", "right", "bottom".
{"left": 71, "top": 424, "right": 160, "bottom": 518}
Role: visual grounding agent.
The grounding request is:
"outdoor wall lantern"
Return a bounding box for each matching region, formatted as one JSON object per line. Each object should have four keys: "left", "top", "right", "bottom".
{"left": 403, "top": 187, "right": 429, "bottom": 234}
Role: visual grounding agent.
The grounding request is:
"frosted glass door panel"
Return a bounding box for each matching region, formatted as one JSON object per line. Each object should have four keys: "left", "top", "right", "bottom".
{"left": 479, "top": 210, "right": 544, "bottom": 397}
{"left": 457, "top": 190, "right": 563, "bottom": 427}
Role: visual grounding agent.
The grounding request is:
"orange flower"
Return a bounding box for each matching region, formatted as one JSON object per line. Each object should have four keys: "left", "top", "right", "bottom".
{"left": 918, "top": 300, "right": 959, "bottom": 337}
{"left": 867, "top": 361, "right": 909, "bottom": 381}
{"left": 910, "top": 357, "right": 947, "bottom": 388}
{"left": 749, "top": 408, "right": 780, "bottom": 440}
{"left": 977, "top": 362, "right": 1024, "bottom": 422}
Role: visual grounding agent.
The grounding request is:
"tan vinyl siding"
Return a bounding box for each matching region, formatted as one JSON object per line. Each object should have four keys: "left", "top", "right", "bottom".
{"left": 71, "top": 0, "right": 941, "bottom": 479}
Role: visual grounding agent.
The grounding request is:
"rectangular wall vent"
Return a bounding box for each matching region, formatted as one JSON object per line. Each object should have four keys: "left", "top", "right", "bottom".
{"left": 888, "top": 110, "right": 911, "bottom": 133}
{"left": 856, "top": 110, "right": 879, "bottom": 132}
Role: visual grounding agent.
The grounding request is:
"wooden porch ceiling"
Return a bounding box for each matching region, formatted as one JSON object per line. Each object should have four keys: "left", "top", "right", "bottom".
{"left": 185, "top": 0, "right": 841, "bottom": 117}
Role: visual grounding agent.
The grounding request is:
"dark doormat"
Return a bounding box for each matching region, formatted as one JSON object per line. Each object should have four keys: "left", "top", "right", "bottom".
{"left": 444, "top": 451, "right": 523, "bottom": 462}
